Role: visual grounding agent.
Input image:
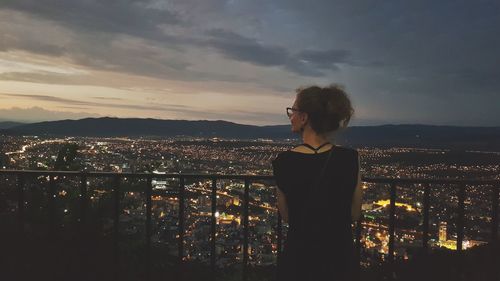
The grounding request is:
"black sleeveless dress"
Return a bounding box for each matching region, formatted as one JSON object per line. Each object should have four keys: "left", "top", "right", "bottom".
{"left": 272, "top": 145, "right": 359, "bottom": 281}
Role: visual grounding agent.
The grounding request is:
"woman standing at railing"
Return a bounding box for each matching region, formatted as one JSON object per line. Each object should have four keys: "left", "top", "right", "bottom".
{"left": 272, "top": 85, "right": 362, "bottom": 281}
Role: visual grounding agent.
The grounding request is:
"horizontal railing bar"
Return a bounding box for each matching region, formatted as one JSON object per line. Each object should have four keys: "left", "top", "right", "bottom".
{"left": 360, "top": 177, "right": 500, "bottom": 185}
{"left": 0, "top": 170, "right": 273, "bottom": 180}
{"left": 0, "top": 170, "right": 498, "bottom": 184}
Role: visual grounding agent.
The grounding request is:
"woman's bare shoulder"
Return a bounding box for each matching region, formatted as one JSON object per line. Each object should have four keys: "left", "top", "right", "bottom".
{"left": 290, "top": 146, "right": 314, "bottom": 154}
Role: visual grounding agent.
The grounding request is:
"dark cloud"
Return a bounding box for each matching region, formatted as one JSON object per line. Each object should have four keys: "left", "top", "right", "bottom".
{"left": 206, "top": 29, "right": 289, "bottom": 66}
{"left": 0, "top": 40, "right": 66, "bottom": 57}
{"left": 0, "top": 1, "right": 351, "bottom": 80}
{"left": 284, "top": 1, "right": 500, "bottom": 95}
{"left": 58, "top": 106, "right": 92, "bottom": 110}
{"left": 0, "top": 93, "right": 190, "bottom": 112}
{"left": 92, "top": 97, "right": 124, "bottom": 101}
{"left": 205, "top": 28, "right": 351, "bottom": 76}
{"left": 0, "top": 1, "right": 199, "bottom": 81}
{"left": 0, "top": 14, "right": 68, "bottom": 57}
{"left": 296, "top": 49, "right": 351, "bottom": 69}
{"left": 0, "top": 72, "right": 73, "bottom": 84}
{"left": 0, "top": 0, "right": 180, "bottom": 39}
{"left": 1, "top": 93, "right": 83, "bottom": 104}
{"left": 68, "top": 36, "right": 193, "bottom": 79}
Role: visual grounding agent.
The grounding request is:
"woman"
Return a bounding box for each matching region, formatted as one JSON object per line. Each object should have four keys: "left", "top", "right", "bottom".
{"left": 272, "top": 85, "right": 362, "bottom": 281}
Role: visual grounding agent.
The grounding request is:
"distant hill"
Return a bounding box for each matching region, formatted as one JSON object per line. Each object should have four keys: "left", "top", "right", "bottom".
{"left": 2, "top": 117, "right": 291, "bottom": 139}
{"left": 2, "top": 117, "right": 499, "bottom": 151}
{"left": 0, "top": 121, "right": 25, "bottom": 129}
{"left": 337, "top": 125, "right": 500, "bottom": 151}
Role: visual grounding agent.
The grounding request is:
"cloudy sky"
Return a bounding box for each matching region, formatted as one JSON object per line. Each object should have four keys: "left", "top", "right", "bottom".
{"left": 0, "top": 0, "right": 499, "bottom": 126}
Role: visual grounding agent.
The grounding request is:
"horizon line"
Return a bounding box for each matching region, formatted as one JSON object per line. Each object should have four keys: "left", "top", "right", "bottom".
{"left": 1, "top": 116, "right": 499, "bottom": 128}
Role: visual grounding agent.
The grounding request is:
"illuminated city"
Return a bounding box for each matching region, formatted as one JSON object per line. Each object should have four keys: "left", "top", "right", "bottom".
{"left": 1, "top": 135, "right": 498, "bottom": 273}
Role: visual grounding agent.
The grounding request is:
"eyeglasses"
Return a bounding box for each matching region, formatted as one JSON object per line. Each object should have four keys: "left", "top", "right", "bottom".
{"left": 286, "top": 107, "right": 302, "bottom": 118}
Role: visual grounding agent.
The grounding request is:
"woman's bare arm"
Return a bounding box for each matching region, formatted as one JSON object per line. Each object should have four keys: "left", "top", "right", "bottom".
{"left": 351, "top": 154, "right": 363, "bottom": 221}
{"left": 277, "top": 188, "right": 289, "bottom": 223}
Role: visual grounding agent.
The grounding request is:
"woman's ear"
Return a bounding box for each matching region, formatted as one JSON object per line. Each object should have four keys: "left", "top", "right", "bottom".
{"left": 301, "top": 113, "right": 309, "bottom": 127}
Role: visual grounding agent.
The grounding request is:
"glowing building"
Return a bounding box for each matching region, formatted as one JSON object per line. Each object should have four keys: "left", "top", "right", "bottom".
{"left": 439, "top": 221, "right": 447, "bottom": 242}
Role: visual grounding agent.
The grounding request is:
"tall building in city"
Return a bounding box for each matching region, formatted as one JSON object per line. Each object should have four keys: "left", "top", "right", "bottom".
{"left": 439, "top": 221, "right": 447, "bottom": 242}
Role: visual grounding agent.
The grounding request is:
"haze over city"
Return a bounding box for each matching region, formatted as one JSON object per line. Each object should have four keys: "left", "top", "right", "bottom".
{"left": 1, "top": 1, "right": 499, "bottom": 126}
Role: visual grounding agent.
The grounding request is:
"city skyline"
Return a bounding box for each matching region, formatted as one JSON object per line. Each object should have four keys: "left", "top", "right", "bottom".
{"left": 1, "top": 1, "right": 499, "bottom": 126}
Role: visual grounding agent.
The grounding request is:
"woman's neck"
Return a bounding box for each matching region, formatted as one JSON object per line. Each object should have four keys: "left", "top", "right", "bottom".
{"left": 301, "top": 127, "right": 329, "bottom": 147}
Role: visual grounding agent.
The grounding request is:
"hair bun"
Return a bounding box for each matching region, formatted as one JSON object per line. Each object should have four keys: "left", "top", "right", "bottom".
{"left": 296, "top": 84, "right": 354, "bottom": 135}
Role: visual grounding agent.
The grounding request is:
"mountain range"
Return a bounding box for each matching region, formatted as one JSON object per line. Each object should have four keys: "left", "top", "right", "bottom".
{"left": 1, "top": 117, "right": 499, "bottom": 151}
{"left": 0, "top": 121, "right": 25, "bottom": 129}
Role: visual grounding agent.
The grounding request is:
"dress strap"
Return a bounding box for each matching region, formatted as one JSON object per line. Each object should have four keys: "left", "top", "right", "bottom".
{"left": 300, "top": 142, "right": 331, "bottom": 154}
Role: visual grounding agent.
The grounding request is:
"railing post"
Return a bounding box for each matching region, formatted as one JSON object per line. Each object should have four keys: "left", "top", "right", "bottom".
{"left": 354, "top": 215, "right": 363, "bottom": 281}
{"left": 178, "top": 177, "right": 185, "bottom": 280}
{"left": 48, "top": 175, "right": 57, "bottom": 239}
{"left": 77, "top": 173, "right": 88, "bottom": 280}
{"left": 210, "top": 178, "right": 217, "bottom": 281}
{"left": 146, "top": 176, "right": 152, "bottom": 281}
{"left": 491, "top": 185, "right": 499, "bottom": 242}
{"left": 242, "top": 178, "right": 250, "bottom": 281}
{"left": 17, "top": 174, "right": 25, "bottom": 236}
{"left": 388, "top": 182, "right": 396, "bottom": 262}
{"left": 422, "top": 184, "right": 430, "bottom": 250}
{"left": 277, "top": 212, "right": 282, "bottom": 266}
{"left": 113, "top": 175, "right": 120, "bottom": 281}
{"left": 79, "top": 173, "right": 88, "bottom": 229}
{"left": 457, "top": 184, "right": 466, "bottom": 251}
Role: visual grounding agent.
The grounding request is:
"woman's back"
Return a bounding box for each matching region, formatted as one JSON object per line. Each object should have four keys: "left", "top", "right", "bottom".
{"left": 272, "top": 145, "right": 359, "bottom": 280}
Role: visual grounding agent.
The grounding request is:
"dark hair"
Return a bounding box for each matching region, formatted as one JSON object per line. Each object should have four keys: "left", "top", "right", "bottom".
{"left": 295, "top": 84, "right": 354, "bottom": 134}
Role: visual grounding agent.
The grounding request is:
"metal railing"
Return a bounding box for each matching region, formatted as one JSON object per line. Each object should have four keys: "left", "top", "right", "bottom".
{"left": 1, "top": 170, "right": 499, "bottom": 281}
